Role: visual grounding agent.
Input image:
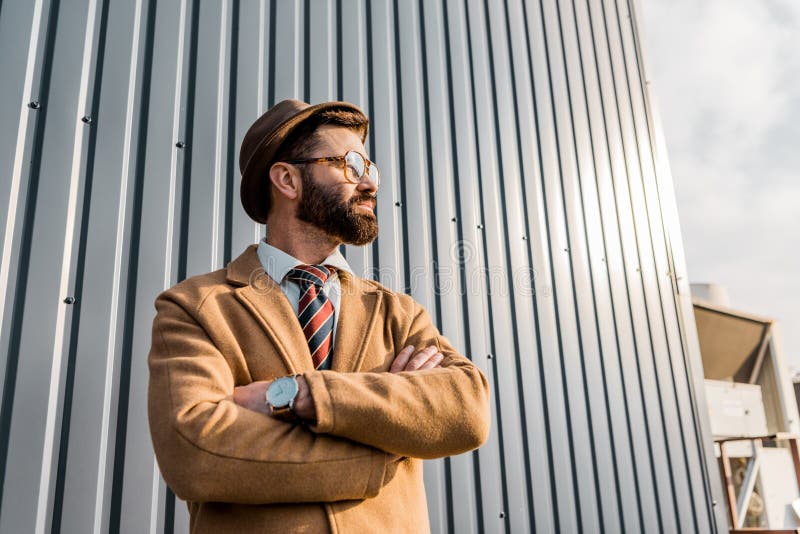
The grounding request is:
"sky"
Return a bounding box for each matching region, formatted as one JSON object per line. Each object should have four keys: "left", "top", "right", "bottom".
{"left": 640, "top": 0, "right": 800, "bottom": 372}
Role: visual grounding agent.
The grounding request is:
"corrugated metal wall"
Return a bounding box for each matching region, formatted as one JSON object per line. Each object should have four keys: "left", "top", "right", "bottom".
{"left": 0, "top": 0, "right": 726, "bottom": 532}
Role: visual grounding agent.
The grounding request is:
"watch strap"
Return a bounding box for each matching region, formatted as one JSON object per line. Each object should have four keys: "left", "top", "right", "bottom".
{"left": 266, "top": 374, "right": 301, "bottom": 422}
{"left": 269, "top": 403, "right": 299, "bottom": 422}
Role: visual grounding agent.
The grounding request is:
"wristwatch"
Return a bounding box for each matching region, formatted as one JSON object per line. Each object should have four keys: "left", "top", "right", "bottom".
{"left": 265, "top": 375, "right": 300, "bottom": 422}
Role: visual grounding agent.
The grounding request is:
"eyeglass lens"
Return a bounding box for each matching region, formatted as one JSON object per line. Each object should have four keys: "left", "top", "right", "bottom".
{"left": 345, "top": 151, "right": 380, "bottom": 186}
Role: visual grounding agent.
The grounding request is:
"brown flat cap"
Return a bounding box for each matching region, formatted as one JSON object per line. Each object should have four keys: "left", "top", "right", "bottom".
{"left": 239, "top": 98, "right": 368, "bottom": 224}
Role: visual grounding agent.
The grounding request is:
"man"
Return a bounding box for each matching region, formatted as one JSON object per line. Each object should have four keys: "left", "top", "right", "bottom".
{"left": 147, "top": 99, "right": 490, "bottom": 533}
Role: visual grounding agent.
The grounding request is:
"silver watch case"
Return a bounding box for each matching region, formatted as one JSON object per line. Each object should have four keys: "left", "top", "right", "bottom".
{"left": 265, "top": 375, "right": 299, "bottom": 410}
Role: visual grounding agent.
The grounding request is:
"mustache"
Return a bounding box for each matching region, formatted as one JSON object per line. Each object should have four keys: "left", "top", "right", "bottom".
{"left": 350, "top": 194, "right": 377, "bottom": 204}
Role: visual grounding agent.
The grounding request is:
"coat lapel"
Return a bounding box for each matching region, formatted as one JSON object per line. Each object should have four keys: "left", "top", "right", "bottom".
{"left": 227, "top": 245, "right": 312, "bottom": 374}
{"left": 330, "top": 270, "right": 381, "bottom": 373}
{"left": 226, "top": 244, "right": 381, "bottom": 374}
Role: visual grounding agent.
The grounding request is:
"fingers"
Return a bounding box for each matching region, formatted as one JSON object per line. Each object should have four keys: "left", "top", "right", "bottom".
{"left": 389, "top": 345, "right": 416, "bottom": 373}
{"left": 403, "top": 346, "right": 443, "bottom": 372}
{"left": 418, "top": 352, "right": 444, "bottom": 370}
{"left": 390, "top": 345, "right": 445, "bottom": 373}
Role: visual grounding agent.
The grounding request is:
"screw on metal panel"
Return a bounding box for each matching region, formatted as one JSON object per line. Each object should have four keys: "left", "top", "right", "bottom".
{"left": 175, "top": 141, "right": 186, "bottom": 148}
{"left": 477, "top": 224, "right": 483, "bottom": 229}
{"left": 451, "top": 217, "right": 457, "bottom": 222}
{"left": 521, "top": 235, "right": 527, "bottom": 240}
{"left": 563, "top": 248, "right": 569, "bottom": 252}
{"left": 487, "top": 354, "right": 493, "bottom": 359}
{"left": 81, "top": 115, "right": 93, "bottom": 124}
{"left": 499, "top": 512, "right": 505, "bottom": 519}
{"left": 635, "top": 267, "right": 641, "bottom": 272}
{"left": 394, "top": 201, "right": 402, "bottom": 206}
{"left": 601, "top": 257, "right": 606, "bottom": 262}
{"left": 63, "top": 296, "right": 76, "bottom": 304}
{"left": 712, "top": 500, "right": 718, "bottom": 506}
{"left": 28, "top": 101, "right": 41, "bottom": 109}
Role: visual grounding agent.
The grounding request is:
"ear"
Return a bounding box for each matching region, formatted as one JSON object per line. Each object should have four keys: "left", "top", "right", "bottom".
{"left": 268, "top": 162, "right": 301, "bottom": 202}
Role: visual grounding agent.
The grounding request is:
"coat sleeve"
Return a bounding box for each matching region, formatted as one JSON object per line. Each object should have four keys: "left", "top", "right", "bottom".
{"left": 304, "top": 296, "right": 491, "bottom": 459}
{"left": 147, "top": 294, "right": 392, "bottom": 504}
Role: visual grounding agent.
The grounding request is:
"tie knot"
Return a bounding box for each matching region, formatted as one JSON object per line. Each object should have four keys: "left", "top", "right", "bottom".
{"left": 286, "top": 264, "right": 335, "bottom": 287}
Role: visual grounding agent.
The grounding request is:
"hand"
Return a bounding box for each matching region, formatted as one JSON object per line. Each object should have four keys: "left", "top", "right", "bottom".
{"left": 232, "top": 380, "right": 270, "bottom": 416}
{"left": 290, "top": 375, "right": 316, "bottom": 421}
{"left": 389, "top": 345, "right": 444, "bottom": 373}
{"left": 232, "top": 376, "right": 316, "bottom": 422}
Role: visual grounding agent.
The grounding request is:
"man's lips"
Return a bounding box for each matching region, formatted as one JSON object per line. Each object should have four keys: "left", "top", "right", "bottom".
{"left": 355, "top": 200, "right": 375, "bottom": 210}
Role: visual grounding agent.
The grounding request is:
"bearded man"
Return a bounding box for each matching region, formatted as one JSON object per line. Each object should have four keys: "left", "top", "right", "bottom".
{"left": 147, "top": 99, "right": 491, "bottom": 533}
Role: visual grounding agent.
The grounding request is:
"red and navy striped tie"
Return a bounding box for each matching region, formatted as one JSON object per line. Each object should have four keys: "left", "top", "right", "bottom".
{"left": 286, "top": 264, "right": 336, "bottom": 370}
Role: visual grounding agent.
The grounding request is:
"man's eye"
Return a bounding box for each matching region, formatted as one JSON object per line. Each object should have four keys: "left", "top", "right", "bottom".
{"left": 346, "top": 164, "right": 360, "bottom": 179}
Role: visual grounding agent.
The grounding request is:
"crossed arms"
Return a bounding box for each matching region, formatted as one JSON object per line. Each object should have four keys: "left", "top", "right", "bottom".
{"left": 147, "top": 293, "right": 490, "bottom": 504}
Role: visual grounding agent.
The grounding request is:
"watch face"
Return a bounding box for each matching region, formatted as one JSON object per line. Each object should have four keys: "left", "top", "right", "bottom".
{"left": 267, "top": 376, "right": 299, "bottom": 408}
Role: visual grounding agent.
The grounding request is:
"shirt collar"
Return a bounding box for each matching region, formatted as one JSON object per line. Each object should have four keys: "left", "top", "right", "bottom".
{"left": 256, "top": 235, "right": 353, "bottom": 285}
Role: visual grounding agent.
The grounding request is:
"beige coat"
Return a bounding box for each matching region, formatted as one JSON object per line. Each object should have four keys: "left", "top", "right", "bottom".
{"left": 147, "top": 244, "right": 491, "bottom": 533}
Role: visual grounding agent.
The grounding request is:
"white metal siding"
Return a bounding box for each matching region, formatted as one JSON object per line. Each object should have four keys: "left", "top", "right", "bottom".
{"left": 0, "top": 0, "right": 724, "bottom": 532}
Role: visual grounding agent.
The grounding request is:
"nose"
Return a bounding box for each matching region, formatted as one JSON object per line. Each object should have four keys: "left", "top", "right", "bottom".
{"left": 356, "top": 174, "right": 378, "bottom": 196}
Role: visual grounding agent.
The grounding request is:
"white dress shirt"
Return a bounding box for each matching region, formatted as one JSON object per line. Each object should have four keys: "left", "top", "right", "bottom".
{"left": 256, "top": 235, "right": 353, "bottom": 346}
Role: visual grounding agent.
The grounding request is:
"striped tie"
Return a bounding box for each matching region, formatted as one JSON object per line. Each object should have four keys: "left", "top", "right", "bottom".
{"left": 285, "top": 264, "right": 336, "bottom": 370}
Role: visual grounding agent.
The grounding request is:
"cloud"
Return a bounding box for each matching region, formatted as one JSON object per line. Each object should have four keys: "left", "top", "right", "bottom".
{"left": 641, "top": 0, "right": 800, "bottom": 370}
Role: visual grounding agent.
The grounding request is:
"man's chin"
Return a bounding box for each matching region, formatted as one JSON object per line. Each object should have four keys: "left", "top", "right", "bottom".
{"left": 346, "top": 236, "right": 378, "bottom": 246}
{"left": 317, "top": 220, "right": 378, "bottom": 247}
{"left": 342, "top": 228, "right": 379, "bottom": 246}
{"left": 342, "top": 223, "right": 379, "bottom": 246}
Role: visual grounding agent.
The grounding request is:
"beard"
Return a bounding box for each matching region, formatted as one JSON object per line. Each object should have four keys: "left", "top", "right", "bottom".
{"left": 296, "top": 167, "right": 379, "bottom": 246}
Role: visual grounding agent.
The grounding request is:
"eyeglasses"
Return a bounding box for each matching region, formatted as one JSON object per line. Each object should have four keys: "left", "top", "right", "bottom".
{"left": 286, "top": 150, "right": 381, "bottom": 187}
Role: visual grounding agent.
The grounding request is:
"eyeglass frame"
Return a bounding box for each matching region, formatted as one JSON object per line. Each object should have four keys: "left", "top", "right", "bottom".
{"left": 284, "top": 150, "right": 381, "bottom": 187}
